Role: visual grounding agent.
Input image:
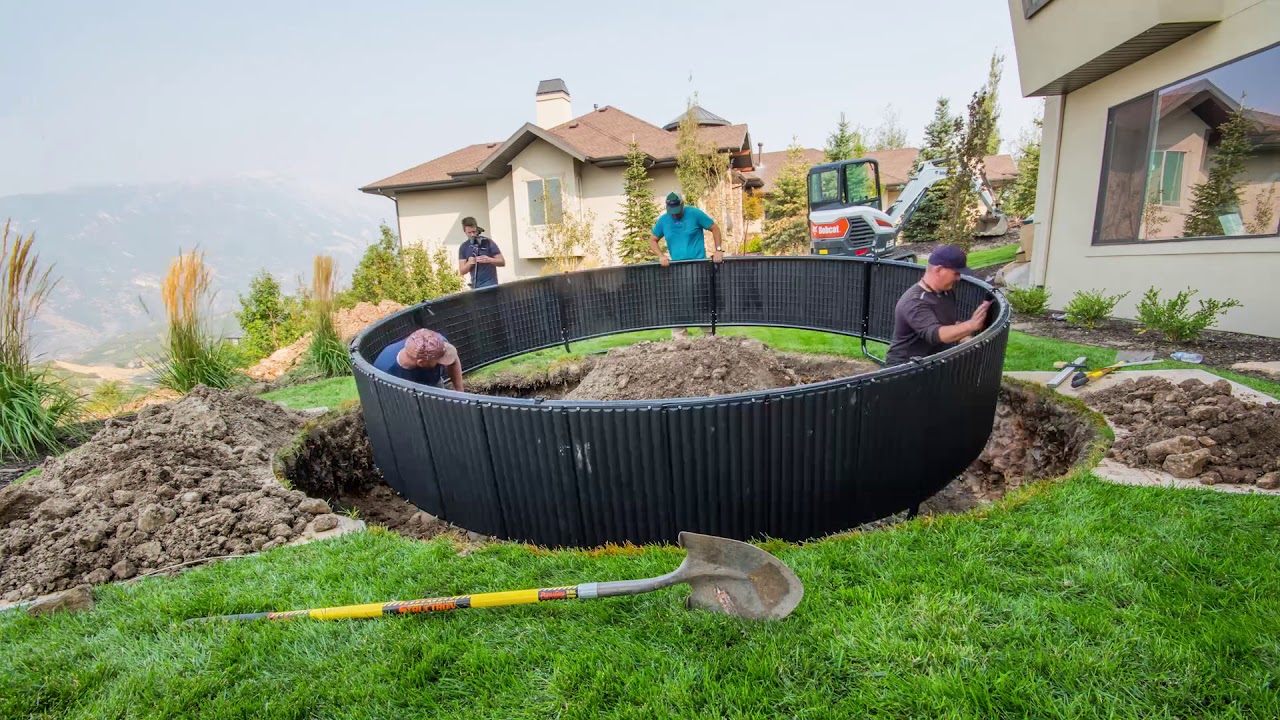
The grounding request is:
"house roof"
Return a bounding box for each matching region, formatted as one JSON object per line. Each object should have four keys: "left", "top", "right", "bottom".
{"left": 359, "top": 143, "right": 502, "bottom": 191}
{"left": 1160, "top": 78, "right": 1280, "bottom": 149}
{"left": 662, "top": 105, "right": 732, "bottom": 131}
{"left": 746, "top": 147, "right": 1018, "bottom": 194}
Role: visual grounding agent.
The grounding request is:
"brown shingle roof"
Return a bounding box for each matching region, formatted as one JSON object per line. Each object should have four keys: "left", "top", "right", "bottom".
{"left": 363, "top": 106, "right": 751, "bottom": 192}
{"left": 747, "top": 147, "right": 1017, "bottom": 194}
{"left": 360, "top": 143, "right": 499, "bottom": 192}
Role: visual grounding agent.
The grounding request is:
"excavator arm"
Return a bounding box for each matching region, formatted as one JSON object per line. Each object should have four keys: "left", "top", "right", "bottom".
{"left": 886, "top": 158, "right": 1008, "bottom": 238}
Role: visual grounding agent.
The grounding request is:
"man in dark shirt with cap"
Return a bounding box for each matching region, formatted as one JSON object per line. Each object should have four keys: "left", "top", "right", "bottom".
{"left": 457, "top": 217, "right": 504, "bottom": 289}
{"left": 885, "top": 244, "right": 991, "bottom": 366}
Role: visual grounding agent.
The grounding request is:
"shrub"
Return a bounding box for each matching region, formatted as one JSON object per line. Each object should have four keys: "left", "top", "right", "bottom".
{"left": 236, "top": 270, "right": 307, "bottom": 361}
{"left": 745, "top": 235, "right": 763, "bottom": 254}
{"left": 1, "top": 220, "right": 81, "bottom": 458}
{"left": 151, "top": 250, "right": 237, "bottom": 393}
{"left": 1064, "top": 289, "right": 1128, "bottom": 329}
{"left": 1136, "top": 287, "right": 1243, "bottom": 342}
{"left": 1004, "top": 285, "right": 1052, "bottom": 315}
{"left": 303, "top": 256, "right": 351, "bottom": 378}
{"left": 84, "top": 380, "right": 133, "bottom": 417}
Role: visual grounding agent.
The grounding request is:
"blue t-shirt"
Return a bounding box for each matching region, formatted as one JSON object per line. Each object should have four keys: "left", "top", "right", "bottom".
{"left": 373, "top": 337, "right": 448, "bottom": 387}
{"left": 458, "top": 237, "right": 501, "bottom": 288}
{"left": 652, "top": 207, "right": 715, "bottom": 261}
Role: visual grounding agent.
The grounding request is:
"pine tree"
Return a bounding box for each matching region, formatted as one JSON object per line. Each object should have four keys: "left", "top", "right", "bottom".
{"left": 346, "top": 223, "right": 406, "bottom": 305}
{"left": 619, "top": 140, "right": 660, "bottom": 264}
{"left": 236, "top": 270, "right": 302, "bottom": 359}
{"left": 1003, "top": 117, "right": 1042, "bottom": 219}
{"left": 825, "top": 113, "right": 867, "bottom": 162}
{"left": 762, "top": 141, "right": 811, "bottom": 254}
{"left": 1183, "top": 102, "right": 1255, "bottom": 237}
{"left": 915, "top": 97, "right": 959, "bottom": 173}
{"left": 871, "top": 105, "right": 908, "bottom": 151}
{"left": 981, "top": 51, "right": 1004, "bottom": 155}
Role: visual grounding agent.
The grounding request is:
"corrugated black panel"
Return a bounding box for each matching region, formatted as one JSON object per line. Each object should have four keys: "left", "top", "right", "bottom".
{"left": 480, "top": 403, "right": 585, "bottom": 547}
{"left": 350, "top": 258, "right": 1012, "bottom": 547}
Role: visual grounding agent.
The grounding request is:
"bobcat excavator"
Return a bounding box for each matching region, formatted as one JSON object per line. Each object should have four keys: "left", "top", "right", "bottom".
{"left": 807, "top": 157, "right": 1008, "bottom": 259}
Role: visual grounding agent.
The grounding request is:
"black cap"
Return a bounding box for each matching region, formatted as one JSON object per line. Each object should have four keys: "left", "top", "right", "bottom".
{"left": 928, "top": 244, "right": 969, "bottom": 271}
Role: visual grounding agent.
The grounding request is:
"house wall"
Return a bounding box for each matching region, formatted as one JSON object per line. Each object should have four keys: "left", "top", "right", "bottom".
{"left": 509, "top": 138, "right": 580, "bottom": 261}
{"left": 1033, "top": 0, "right": 1280, "bottom": 337}
{"left": 395, "top": 185, "right": 492, "bottom": 280}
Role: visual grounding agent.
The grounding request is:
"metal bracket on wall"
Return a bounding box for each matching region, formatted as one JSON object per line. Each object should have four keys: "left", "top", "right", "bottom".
{"left": 709, "top": 263, "right": 719, "bottom": 336}
{"left": 554, "top": 274, "right": 572, "bottom": 353}
{"left": 860, "top": 259, "right": 884, "bottom": 366}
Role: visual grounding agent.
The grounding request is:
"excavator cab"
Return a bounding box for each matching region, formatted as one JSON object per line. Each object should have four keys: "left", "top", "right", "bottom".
{"left": 808, "top": 159, "right": 904, "bottom": 259}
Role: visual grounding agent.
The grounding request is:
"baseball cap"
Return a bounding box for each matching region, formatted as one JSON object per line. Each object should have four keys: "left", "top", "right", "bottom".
{"left": 928, "top": 245, "right": 969, "bottom": 272}
{"left": 665, "top": 192, "right": 683, "bottom": 210}
{"left": 403, "top": 329, "right": 458, "bottom": 366}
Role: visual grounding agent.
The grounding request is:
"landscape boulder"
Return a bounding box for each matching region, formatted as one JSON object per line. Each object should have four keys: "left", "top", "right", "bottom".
{"left": 1164, "top": 449, "right": 1213, "bottom": 479}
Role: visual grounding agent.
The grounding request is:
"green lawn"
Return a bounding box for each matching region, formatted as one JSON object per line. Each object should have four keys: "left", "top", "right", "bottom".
{"left": 914, "top": 242, "right": 1019, "bottom": 269}
{"left": 3, "top": 473, "right": 1279, "bottom": 718}
{"left": 261, "top": 376, "right": 358, "bottom": 410}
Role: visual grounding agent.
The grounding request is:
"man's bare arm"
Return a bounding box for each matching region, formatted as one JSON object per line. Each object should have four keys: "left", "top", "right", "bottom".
{"left": 447, "top": 362, "right": 464, "bottom": 391}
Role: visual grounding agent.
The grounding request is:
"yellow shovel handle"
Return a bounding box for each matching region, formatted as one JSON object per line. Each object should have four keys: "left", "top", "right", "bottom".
{"left": 190, "top": 586, "right": 582, "bottom": 623}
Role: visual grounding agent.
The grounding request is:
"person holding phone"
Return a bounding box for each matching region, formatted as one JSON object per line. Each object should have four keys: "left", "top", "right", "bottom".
{"left": 457, "top": 217, "right": 504, "bottom": 289}
{"left": 885, "top": 245, "right": 992, "bottom": 366}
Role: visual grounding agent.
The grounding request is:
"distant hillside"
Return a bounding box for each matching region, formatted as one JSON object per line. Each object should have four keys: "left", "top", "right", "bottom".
{"left": 0, "top": 177, "right": 384, "bottom": 363}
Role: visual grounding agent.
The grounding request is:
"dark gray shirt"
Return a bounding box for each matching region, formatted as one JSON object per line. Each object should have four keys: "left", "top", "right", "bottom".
{"left": 885, "top": 282, "right": 959, "bottom": 365}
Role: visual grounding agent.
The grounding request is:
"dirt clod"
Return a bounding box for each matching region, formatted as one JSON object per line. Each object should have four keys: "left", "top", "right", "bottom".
{"left": 0, "top": 387, "right": 311, "bottom": 602}
{"left": 26, "top": 585, "right": 94, "bottom": 617}
{"left": 1091, "top": 377, "right": 1280, "bottom": 486}
{"left": 564, "top": 336, "right": 875, "bottom": 401}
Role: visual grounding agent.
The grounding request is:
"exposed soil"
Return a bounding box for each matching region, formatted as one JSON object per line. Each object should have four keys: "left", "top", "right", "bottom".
{"left": 274, "top": 410, "right": 454, "bottom": 541}
{"left": 921, "top": 380, "right": 1099, "bottom": 514}
{"left": 0, "top": 416, "right": 137, "bottom": 491}
{"left": 562, "top": 336, "right": 876, "bottom": 402}
{"left": 1088, "top": 376, "right": 1280, "bottom": 487}
{"left": 1012, "top": 313, "right": 1280, "bottom": 370}
{"left": 0, "top": 388, "right": 340, "bottom": 603}
{"left": 244, "top": 300, "right": 405, "bottom": 382}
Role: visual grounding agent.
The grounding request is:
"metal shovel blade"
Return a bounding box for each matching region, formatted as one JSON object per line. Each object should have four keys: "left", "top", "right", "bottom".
{"left": 671, "top": 532, "right": 804, "bottom": 620}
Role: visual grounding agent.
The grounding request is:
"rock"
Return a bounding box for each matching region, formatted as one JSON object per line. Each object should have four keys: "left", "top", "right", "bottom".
{"left": 1197, "top": 436, "right": 1217, "bottom": 447}
{"left": 116, "top": 521, "right": 136, "bottom": 538}
{"left": 137, "top": 504, "right": 176, "bottom": 532}
{"left": 466, "top": 531, "right": 488, "bottom": 543}
{"left": 1210, "top": 380, "right": 1233, "bottom": 396}
{"left": 406, "top": 511, "right": 437, "bottom": 529}
{"left": 111, "top": 560, "right": 137, "bottom": 580}
{"left": 26, "top": 586, "right": 94, "bottom": 617}
{"left": 35, "top": 498, "right": 78, "bottom": 521}
{"left": 131, "top": 541, "right": 163, "bottom": 563}
{"left": 269, "top": 523, "right": 293, "bottom": 539}
{"left": 297, "top": 498, "right": 331, "bottom": 515}
{"left": 1199, "top": 472, "right": 1222, "bottom": 486}
{"left": 1257, "top": 472, "right": 1280, "bottom": 490}
{"left": 312, "top": 514, "right": 340, "bottom": 532}
{"left": 1164, "top": 449, "right": 1213, "bottom": 479}
{"left": 84, "top": 568, "right": 113, "bottom": 585}
{"left": 1187, "top": 405, "right": 1219, "bottom": 422}
{"left": 111, "top": 490, "right": 136, "bottom": 506}
{"left": 1219, "top": 466, "right": 1250, "bottom": 484}
{"left": 1231, "top": 361, "right": 1280, "bottom": 378}
{"left": 1146, "top": 436, "right": 1201, "bottom": 464}
{"left": 180, "top": 491, "right": 202, "bottom": 505}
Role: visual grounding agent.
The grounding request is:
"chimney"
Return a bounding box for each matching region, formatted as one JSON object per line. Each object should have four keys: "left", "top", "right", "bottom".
{"left": 535, "top": 79, "right": 572, "bottom": 129}
{"left": 756, "top": 142, "right": 764, "bottom": 166}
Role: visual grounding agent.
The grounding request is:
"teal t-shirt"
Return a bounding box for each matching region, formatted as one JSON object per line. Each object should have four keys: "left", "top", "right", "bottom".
{"left": 652, "top": 207, "right": 715, "bottom": 261}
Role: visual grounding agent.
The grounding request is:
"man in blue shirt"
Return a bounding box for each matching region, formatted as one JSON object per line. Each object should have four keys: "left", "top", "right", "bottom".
{"left": 372, "top": 329, "right": 464, "bottom": 390}
{"left": 649, "top": 192, "right": 724, "bottom": 266}
{"left": 457, "top": 217, "right": 504, "bottom": 289}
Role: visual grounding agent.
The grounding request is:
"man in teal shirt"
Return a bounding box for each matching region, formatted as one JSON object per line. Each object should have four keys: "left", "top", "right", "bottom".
{"left": 649, "top": 192, "right": 724, "bottom": 266}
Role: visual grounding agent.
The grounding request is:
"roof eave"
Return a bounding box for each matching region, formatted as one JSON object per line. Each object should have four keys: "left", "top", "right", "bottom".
{"left": 476, "top": 123, "right": 589, "bottom": 178}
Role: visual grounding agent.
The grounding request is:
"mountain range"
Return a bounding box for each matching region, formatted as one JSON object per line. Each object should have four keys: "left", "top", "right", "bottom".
{"left": 0, "top": 177, "right": 385, "bottom": 363}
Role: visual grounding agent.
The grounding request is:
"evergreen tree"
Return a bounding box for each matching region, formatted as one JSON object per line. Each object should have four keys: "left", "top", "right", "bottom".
{"left": 1003, "top": 117, "right": 1042, "bottom": 219}
{"left": 937, "top": 90, "right": 995, "bottom": 250}
{"left": 1183, "top": 102, "right": 1255, "bottom": 237}
{"left": 914, "top": 97, "right": 959, "bottom": 173}
{"left": 619, "top": 140, "right": 660, "bottom": 264}
{"left": 761, "top": 141, "right": 811, "bottom": 254}
{"left": 981, "top": 51, "right": 1004, "bottom": 155}
{"left": 824, "top": 113, "right": 867, "bottom": 162}
{"left": 236, "top": 270, "right": 302, "bottom": 359}
{"left": 346, "top": 223, "right": 406, "bottom": 305}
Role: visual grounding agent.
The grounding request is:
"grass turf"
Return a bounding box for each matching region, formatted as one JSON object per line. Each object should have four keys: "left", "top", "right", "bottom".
{"left": 914, "top": 242, "right": 1019, "bottom": 269}
{"left": 261, "top": 376, "right": 358, "bottom": 410}
{"left": 3, "top": 473, "right": 1279, "bottom": 718}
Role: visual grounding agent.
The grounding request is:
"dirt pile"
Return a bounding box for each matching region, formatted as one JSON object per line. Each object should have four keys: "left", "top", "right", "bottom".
{"left": 275, "top": 410, "right": 452, "bottom": 540}
{"left": 244, "top": 300, "right": 404, "bottom": 381}
{"left": 564, "top": 336, "right": 875, "bottom": 401}
{"left": 1089, "top": 376, "right": 1280, "bottom": 487}
{"left": 922, "top": 380, "right": 1099, "bottom": 514}
{"left": 0, "top": 387, "right": 337, "bottom": 602}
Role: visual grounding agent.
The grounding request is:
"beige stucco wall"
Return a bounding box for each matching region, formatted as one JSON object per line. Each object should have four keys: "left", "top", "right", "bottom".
{"left": 509, "top": 138, "right": 579, "bottom": 261}
{"left": 395, "top": 185, "right": 492, "bottom": 281}
{"left": 1034, "top": 0, "right": 1280, "bottom": 337}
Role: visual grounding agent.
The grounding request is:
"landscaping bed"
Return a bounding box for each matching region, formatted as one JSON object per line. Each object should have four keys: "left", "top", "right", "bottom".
{"left": 1012, "top": 313, "right": 1280, "bottom": 368}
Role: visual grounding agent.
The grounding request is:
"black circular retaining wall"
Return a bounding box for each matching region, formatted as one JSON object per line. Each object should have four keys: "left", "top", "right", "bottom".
{"left": 351, "top": 257, "right": 1010, "bottom": 547}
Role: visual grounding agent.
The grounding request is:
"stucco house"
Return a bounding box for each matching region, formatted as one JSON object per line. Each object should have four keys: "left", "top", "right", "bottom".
{"left": 1007, "top": 0, "right": 1280, "bottom": 337}
{"left": 742, "top": 147, "right": 1018, "bottom": 235}
{"left": 360, "top": 80, "right": 753, "bottom": 283}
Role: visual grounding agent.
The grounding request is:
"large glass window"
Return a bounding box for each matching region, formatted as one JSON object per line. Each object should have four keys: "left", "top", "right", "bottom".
{"left": 527, "top": 177, "right": 563, "bottom": 226}
{"left": 843, "top": 162, "right": 880, "bottom": 207}
{"left": 1094, "top": 43, "right": 1280, "bottom": 243}
{"left": 808, "top": 169, "right": 839, "bottom": 206}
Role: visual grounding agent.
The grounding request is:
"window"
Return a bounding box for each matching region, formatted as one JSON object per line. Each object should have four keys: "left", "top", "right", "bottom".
{"left": 527, "top": 177, "right": 563, "bottom": 225}
{"left": 1094, "top": 43, "right": 1280, "bottom": 243}
{"left": 1147, "top": 151, "right": 1185, "bottom": 206}
{"left": 843, "top": 162, "right": 880, "bottom": 207}
{"left": 808, "top": 169, "right": 839, "bottom": 207}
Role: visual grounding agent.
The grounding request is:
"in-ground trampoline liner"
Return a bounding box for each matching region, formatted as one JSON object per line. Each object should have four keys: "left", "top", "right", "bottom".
{"left": 351, "top": 256, "right": 1010, "bottom": 547}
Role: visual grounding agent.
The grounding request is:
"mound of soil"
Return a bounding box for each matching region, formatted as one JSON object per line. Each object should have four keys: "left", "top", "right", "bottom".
{"left": 245, "top": 300, "right": 404, "bottom": 382}
{"left": 564, "top": 336, "right": 875, "bottom": 401}
{"left": 0, "top": 387, "right": 336, "bottom": 602}
{"left": 922, "top": 380, "right": 1099, "bottom": 514}
{"left": 1089, "top": 377, "right": 1280, "bottom": 487}
{"left": 275, "top": 410, "right": 452, "bottom": 541}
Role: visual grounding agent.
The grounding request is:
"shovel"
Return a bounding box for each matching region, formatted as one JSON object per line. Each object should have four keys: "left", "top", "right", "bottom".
{"left": 188, "top": 532, "right": 804, "bottom": 623}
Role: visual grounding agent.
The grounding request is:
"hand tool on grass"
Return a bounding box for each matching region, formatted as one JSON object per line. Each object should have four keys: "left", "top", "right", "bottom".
{"left": 1048, "top": 356, "right": 1088, "bottom": 389}
{"left": 188, "top": 531, "right": 804, "bottom": 624}
{"left": 1070, "top": 359, "right": 1161, "bottom": 388}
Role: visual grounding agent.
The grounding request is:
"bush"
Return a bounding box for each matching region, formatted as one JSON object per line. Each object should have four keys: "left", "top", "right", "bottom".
{"left": 303, "top": 256, "right": 351, "bottom": 378}
{"left": 1004, "top": 285, "right": 1052, "bottom": 315}
{"left": 236, "top": 270, "right": 308, "bottom": 361}
{"left": 1136, "top": 287, "right": 1243, "bottom": 342}
{"left": 84, "top": 380, "right": 135, "bottom": 417}
{"left": 151, "top": 251, "right": 237, "bottom": 393}
{"left": 745, "top": 235, "right": 763, "bottom": 254}
{"left": 342, "top": 224, "right": 464, "bottom": 307}
{"left": 1064, "top": 289, "right": 1127, "bottom": 329}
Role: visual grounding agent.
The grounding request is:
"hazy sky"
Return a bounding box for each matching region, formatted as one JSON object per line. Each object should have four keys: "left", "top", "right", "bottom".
{"left": 1, "top": 0, "right": 1041, "bottom": 200}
